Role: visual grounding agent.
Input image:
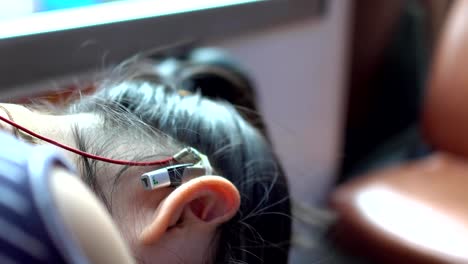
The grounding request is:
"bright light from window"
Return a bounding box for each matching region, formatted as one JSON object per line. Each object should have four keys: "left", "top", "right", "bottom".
{"left": 356, "top": 186, "right": 468, "bottom": 261}
{"left": 0, "top": 0, "right": 264, "bottom": 39}
{"left": 0, "top": 0, "right": 34, "bottom": 20}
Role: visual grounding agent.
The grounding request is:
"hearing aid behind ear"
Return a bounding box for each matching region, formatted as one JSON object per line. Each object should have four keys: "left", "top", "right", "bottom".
{"left": 140, "top": 147, "right": 213, "bottom": 190}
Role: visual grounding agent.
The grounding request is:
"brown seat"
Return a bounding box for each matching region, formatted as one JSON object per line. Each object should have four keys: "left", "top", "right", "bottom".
{"left": 330, "top": 1, "right": 468, "bottom": 263}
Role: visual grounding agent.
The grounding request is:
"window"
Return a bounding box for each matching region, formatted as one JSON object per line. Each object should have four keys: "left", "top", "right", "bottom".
{"left": 0, "top": 0, "right": 264, "bottom": 39}
{"left": 0, "top": 0, "right": 324, "bottom": 95}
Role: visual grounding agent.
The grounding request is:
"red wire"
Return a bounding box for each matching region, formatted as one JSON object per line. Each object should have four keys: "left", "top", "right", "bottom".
{"left": 0, "top": 115, "right": 175, "bottom": 166}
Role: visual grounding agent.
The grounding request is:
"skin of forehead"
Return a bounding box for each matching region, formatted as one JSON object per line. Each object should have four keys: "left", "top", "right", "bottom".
{"left": 0, "top": 103, "right": 98, "bottom": 161}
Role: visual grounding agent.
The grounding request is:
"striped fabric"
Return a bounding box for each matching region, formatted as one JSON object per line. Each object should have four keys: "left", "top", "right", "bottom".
{"left": 0, "top": 132, "right": 89, "bottom": 264}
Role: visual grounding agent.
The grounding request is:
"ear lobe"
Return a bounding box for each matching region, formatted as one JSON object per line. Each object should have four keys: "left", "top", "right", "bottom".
{"left": 139, "top": 176, "right": 240, "bottom": 245}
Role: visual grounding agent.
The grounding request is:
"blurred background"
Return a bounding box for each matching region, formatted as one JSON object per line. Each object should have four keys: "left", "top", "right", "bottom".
{"left": 340, "top": 0, "right": 452, "bottom": 181}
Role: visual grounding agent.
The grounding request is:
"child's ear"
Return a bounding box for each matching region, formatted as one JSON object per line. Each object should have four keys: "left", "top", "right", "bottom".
{"left": 139, "top": 175, "right": 240, "bottom": 245}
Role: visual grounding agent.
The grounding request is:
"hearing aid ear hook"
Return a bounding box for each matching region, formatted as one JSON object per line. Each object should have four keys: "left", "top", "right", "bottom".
{"left": 140, "top": 147, "right": 213, "bottom": 190}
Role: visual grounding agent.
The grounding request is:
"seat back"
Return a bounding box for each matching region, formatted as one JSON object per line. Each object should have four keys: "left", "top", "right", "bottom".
{"left": 423, "top": 0, "right": 468, "bottom": 157}
{"left": 329, "top": 1, "right": 468, "bottom": 263}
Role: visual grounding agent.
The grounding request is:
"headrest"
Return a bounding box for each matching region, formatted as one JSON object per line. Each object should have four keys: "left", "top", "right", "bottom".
{"left": 423, "top": 0, "right": 468, "bottom": 157}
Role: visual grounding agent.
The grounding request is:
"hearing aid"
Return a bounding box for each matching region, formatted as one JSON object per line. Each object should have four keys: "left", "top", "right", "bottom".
{"left": 140, "top": 147, "right": 213, "bottom": 190}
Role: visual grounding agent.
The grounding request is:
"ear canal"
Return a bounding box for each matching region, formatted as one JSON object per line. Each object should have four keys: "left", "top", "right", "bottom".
{"left": 189, "top": 195, "right": 227, "bottom": 222}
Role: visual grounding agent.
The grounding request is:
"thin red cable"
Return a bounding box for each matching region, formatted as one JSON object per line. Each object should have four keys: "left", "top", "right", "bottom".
{"left": 0, "top": 115, "right": 175, "bottom": 166}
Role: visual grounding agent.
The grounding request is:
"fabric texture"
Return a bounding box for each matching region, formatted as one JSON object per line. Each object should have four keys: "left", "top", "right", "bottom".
{"left": 0, "top": 132, "right": 88, "bottom": 264}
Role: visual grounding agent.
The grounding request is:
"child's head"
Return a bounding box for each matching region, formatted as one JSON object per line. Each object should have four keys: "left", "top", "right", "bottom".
{"left": 0, "top": 59, "right": 291, "bottom": 263}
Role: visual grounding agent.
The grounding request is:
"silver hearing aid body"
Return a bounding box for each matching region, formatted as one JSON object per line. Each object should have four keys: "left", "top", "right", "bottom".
{"left": 140, "top": 147, "right": 213, "bottom": 190}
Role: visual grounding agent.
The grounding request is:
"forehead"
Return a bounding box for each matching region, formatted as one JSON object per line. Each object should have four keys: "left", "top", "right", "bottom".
{"left": 0, "top": 103, "right": 97, "bottom": 159}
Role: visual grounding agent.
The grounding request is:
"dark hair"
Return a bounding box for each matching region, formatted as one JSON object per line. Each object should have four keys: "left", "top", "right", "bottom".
{"left": 66, "top": 57, "right": 291, "bottom": 264}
